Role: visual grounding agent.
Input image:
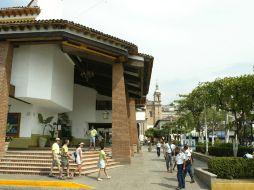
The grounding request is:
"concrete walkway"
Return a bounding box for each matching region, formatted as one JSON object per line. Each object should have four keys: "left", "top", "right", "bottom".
{"left": 0, "top": 147, "right": 208, "bottom": 190}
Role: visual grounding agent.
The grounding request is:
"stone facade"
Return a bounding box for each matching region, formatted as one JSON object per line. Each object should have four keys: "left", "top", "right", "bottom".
{"left": 0, "top": 42, "right": 13, "bottom": 157}
{"left": 112, "top": 63, "right": 131, "bottom": 164}
{"left": 128, "top": 98, "right": 138, "bottom": 155}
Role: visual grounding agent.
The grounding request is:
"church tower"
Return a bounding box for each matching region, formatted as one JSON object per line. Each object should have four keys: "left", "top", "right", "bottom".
{"left": 153, "top": 83, "right": 162, "bottom": 123}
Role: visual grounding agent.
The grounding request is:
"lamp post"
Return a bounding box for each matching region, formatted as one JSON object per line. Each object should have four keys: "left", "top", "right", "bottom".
{"left": 204, "top": 103, "right": 208, "bottom": 155}
{"left": 250, "top": 110, "right": 254, "bottom": 143}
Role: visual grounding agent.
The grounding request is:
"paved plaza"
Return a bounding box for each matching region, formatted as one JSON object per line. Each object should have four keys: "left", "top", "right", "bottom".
{"left": 0, "top": 146, "right": 208, "bottom": 190}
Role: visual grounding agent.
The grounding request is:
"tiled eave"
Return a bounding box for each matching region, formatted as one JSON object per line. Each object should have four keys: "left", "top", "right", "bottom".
{"left": 0, "top": 19, "right": 138, "bottom": 54}
{"left": 141, "top": 53, "right": 154, "bottom": 95}
{"left": 0, "top": 6, "right": 40, "bottom": 17}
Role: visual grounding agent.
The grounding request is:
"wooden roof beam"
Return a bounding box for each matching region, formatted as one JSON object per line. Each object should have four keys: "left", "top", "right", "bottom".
{"left": 124, "top": 70, "right": 139, "bottom": 78}
{"left": 127, "top": 55, "right": 144, "bottom": 68}
{"left": 126, "top": 82, "right": 140, "bottom": 88}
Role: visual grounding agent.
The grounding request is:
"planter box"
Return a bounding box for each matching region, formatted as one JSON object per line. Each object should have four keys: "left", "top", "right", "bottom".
{"left": 193, "top": 152, "right": 212, "bottom": 163}
{"left": 194, "top": 167, "right": 217, "bottom": 189}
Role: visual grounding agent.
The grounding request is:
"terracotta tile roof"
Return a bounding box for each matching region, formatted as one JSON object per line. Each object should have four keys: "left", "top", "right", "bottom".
{"left": 138, "top": 53, "right": 154, "bottom": 60}
{"left": 0, "top": 19, "right": 138, "bottom": 54}
{"left": 0, "top": 6, "right": 40, "bottom": 17}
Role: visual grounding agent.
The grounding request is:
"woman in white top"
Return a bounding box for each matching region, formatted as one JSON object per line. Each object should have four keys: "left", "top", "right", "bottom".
{"left": 174, "top": 147, "right": 186, "bottom": 190}
{"left": 72, "top": 142, "right": 84, "bottom": 177}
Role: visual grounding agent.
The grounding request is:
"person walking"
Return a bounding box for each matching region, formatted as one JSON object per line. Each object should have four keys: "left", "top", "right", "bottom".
{"left": 156, "top": 140, "right": 161, "bottom": 157}
{"left": 183, "top": 145, "right": 195, "bottom": 183}
{"left": 165, "top": 140, "right": 176, "bottom": 172}
{"left": 89, "top": 126, "right": 97, "bottom": 150}
{"left": 97, "top": 133, "right": 104, "bottom": 147}
{"left": 61, "top": 139, "right": 72, "bottom": 179}
{"left": 174, "top": 146, "right": 186, "bottom": 190}
{"left": 161, "top": 140, "right": 166, "bottom": 160}
{"left": 72, "top": 142, "right": 84, "bottom": 177}
{"left": 49, "top": 138, "right": 63, "bottom": 179}
{"left": 97, "top": 144, "right": 111, "bottom": 181}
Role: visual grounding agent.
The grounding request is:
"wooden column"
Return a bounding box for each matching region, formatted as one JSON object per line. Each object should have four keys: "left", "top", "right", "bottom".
{"left": 0, "top": 42, "right": 13, "bottom": 157}
{"left": 112, "top": 62, "right": 131, "bottom": 164}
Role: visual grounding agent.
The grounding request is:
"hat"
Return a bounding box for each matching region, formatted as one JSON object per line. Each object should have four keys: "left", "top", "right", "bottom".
{"left": 55, "top": 138, "right": 60, "bottom": 141}
{"left": 79, "top": 142, "right": 84, "bottom": 145}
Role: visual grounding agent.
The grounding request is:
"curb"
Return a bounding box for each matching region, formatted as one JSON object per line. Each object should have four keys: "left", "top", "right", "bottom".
{"left": 0, "top": 179, "right": 94, "bottom": 189}
{"left": 212, "top": 182, "right": 254, "bottom": 190}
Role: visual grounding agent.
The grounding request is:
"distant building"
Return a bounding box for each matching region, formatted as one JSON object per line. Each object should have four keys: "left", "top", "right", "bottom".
{"left": 145, "top": 84, "right": 178, "bottom": 130}
{"left": 146, "top": 83, "right": 162, "bottom": 129}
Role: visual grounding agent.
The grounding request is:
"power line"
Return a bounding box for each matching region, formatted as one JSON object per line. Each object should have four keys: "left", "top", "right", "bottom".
{"left": 72, "top": 0, "right": 107, "bottom": 20}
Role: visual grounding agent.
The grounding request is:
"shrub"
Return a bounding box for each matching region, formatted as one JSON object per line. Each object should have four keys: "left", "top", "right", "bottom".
{"left": 208, "top": 157, "right": 254, "bottom": 179}
{"left": 196, "top": 145, "right": 205, "bottom": 153}
{"left": 245, "top": 159, "right": 254, "bottom": 177}
{"left": 196, "top": 142, "right": 253, "bottom": 157}
{"left": 208, "top": 146, "right": 233, "bottom": 156}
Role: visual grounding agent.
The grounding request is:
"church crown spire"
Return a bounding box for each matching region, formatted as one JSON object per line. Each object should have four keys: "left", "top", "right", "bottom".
{"left": 154, "top": 82, "right": 161, "bottom": 103}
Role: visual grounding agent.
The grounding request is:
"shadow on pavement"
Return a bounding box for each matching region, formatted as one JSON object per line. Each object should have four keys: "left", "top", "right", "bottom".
{"left": 194, "top": 176, "right": 209, "bottom": 189}
{"left": 164, "top": 177, "right": 178, "bottom": 182}
{"left": 151, "top": 182, "right": 178, "bottom": 189}
{"left": 151, "top": 158, "right": 165, "bottom": 162}
{"left": 85, "top": 175, "right": 97, "bottom": 181}
{"left": 150, "top": 170, "right": 167, "bottom": 173}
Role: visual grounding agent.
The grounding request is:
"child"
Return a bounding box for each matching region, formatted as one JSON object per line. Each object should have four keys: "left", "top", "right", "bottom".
{"left": 97, "top": 144, "right": 111, "bottom": 181}
{"left": 72, "top": 142, "right": 84, "bottom": 177}
{"left": 174, "top": 147, "right": 186, "bottom": 190}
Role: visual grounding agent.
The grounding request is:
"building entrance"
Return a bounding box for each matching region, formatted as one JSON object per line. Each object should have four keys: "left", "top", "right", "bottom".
{"left": 88, "top": 123, "right": 112, "bottom": 144}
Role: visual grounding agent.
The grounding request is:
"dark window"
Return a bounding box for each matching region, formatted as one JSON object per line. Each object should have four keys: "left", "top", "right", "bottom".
{"left": 149, "top": 111, "right": 153, "bottom": 117}
{"left": 96, "top": 100, "right": 112, "bottom": 110}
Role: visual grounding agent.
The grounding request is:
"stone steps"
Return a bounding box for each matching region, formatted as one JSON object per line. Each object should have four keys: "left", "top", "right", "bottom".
{"left": 0, "top": 159, "right": 116, "bottom": 167}
{"left": 3, "top": 154, "right": 102, "bottom": 159}
{"left": 0, "top": 165, "right": 122, "bottom": 175}
{"left": 0, "top": 148, "right": 122, "bottom": 176}
{"left": 0, "top": 162, "right": 119, "bottom": 171}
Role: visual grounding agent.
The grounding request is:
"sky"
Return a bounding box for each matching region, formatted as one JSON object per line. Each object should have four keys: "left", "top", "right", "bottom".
{"left": 1, "top": 0, "right": 254, "bottom": 104}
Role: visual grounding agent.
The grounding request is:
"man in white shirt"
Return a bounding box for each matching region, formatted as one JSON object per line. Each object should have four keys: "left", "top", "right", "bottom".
{"left": 165, "top": 140, "right": 176, "bottom": 173}
{"left": 244, "top": 152, "right": 253, "bottom": 159}
{"left": 156, "top": 141, "right": 161, "bottom": 157}
{"left": 174, "top": 146, "right": 186, "bottom": 190}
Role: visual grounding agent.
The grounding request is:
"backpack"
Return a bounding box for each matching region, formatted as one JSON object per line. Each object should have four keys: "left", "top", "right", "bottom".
{"left": 72, "top": 152, "right": 77, "bottom": 163}
{"left": 191, "top": 155, "right": 194, "bottom": 163}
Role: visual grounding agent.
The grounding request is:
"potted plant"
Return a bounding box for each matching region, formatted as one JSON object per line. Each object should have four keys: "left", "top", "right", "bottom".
{"left": 38, "top": 113, "right": 54, "bottom": 147}
{"left": 49, "top": 122, "right": 57, "bottom": 139}
{"left": 145, "top": 128, "right": 155, "bottom": 152}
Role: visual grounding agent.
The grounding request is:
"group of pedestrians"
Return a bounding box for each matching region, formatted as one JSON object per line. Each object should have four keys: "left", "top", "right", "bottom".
{"left": 156, "top": 139, "right": 195, "bottom": 190}
{"left": 49, "top": 136, "right": 111, "bottom": 181}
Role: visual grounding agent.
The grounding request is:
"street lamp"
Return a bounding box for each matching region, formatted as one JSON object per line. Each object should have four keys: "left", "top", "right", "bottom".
{"left": 204, "top": 103, "right": 209, "bottom": 155}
